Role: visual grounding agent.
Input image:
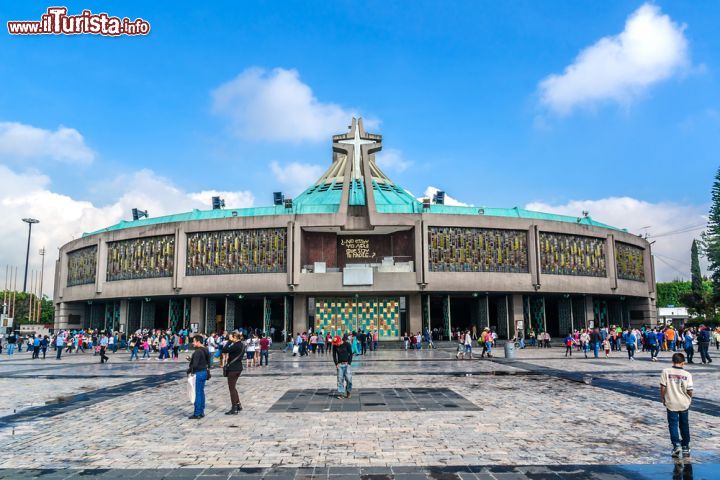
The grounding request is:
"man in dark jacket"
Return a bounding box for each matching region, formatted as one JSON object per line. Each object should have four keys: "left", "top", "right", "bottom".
{"left": 187, "top": 335, "right": 210, "bottom": 419}
{"left": 332, "top": 335, "right": 353, "bottom": 399}
{"left": 698, "top": 326, "right": 712, "bottom": 364}
{"left": 590, "top": 328, "right": 602, "bottom": 358}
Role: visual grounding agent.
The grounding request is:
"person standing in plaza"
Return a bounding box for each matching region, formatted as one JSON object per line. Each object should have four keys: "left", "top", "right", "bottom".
{"left": 590, "top": 328, "right": 601, "bottom": 358}
{"left": 666, "top": 326, "right": 677, "bottom": 352}
{"left": 32, "top": 335, "right": 41, "bottom": 359}
{"left": 697, "top": 325, "right": 712, "bottom": 364}
{"left": 259, "top": 333, "right": 270, "bottom": 366}
{"left": 333, "top": 335, "right": 353, "bottom": 399}
{"left": 187, "top": 335, "right": 210, "bottom": 419}
{"left": 40, "top": 335, "right": 48, "bottom": 359}
{"left": 221, "top": 331, "right": 246, "bottom": 415}
{"left": 54, "top": 332, "right": 63, "bottom": 360}
{"left": 660, "top": 352, "right": 693, "bottom": 458}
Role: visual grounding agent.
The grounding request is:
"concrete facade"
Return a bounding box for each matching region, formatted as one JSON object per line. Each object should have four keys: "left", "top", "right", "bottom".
{"left": 53, "top": 119, "right": 656, "bottom": 338}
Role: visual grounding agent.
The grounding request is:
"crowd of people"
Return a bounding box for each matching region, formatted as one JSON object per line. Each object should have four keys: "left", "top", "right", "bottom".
{"left": 552, "top": 325, "right": 718, "bottom": 363}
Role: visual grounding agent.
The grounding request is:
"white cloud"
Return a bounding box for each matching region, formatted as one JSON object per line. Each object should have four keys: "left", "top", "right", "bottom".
{"left": 212, "top": 67, "right": 378, "bottom": 142}
{"left": 422, "top": 186, "right": 471, "bottom": 207}
{"left": 538, "top": 3, "right": 689, "bottom": 115}
{"left": 0, "top": 165, "right": 254, "bottom": 299}
{"left": 0, "top": 122, "right": 95, "bottom": 165}
{"left": 525, "top": 197, "right": 707, "bottom": 282}
{"left": 270, "top": 160, "right": 324, "bottom": 196}
{"left": 376, "top": 148, "right": 411, "bottom": 173}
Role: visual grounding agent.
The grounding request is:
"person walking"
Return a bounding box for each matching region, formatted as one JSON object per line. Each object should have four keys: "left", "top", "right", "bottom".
{"left": 99, "top": 334, "right": 109, "bottom": 364}
{"left": 697, "top": 326, "right": 712, "bottom": 364}
{"left": 580, "top": 330, "right": 590, "bottom": 358}
{"left": 564, "top": 333, "right": 573, "bottom": 357}
{"left": 646, "top": 328, "right": 659, "bottom": 362}
{"left": 187, "top": 335, "right": 210, "bottom": 419}
{"left": 626, "top": 329, "right": 637, "bottom": 361}
{"left": 683, "top": 329, "right": 695, "bottom": 364}
{"left": 129, "top": 335, "right": 139, "bottom": 361}
{"left": 463, "top": 330, "right": 473, "bottom": 359}
{"left": 221, "top": 332, "right": 246, "bottom": 415}
{"left": 660, "top": 353, "right": 694, "bottom": 458}
{"left": 333, "top": 335, "right": 353, "bottom": 399}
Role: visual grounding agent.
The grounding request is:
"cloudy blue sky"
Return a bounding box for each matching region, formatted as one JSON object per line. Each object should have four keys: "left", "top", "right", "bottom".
{"left": 0, "top": 1, "right": 717, "bottom": 294}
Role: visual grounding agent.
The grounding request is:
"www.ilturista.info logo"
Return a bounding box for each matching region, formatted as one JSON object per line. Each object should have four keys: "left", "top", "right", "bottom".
{"left": 7, "top": 7, "right": 150, "bottom": 36}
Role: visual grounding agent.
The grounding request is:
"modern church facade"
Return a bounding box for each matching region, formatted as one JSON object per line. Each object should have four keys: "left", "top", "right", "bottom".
{"left": 53, "top": 119, "right": 656, "bottom": 341}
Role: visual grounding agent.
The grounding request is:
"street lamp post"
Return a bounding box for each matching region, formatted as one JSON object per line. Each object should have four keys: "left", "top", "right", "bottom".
{"left": 21, "top": 218, "right": 39, "bottom": 292}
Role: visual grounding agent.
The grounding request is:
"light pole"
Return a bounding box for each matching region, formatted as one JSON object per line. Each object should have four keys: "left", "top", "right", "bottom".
{"left": 21, "top": 218, "right": 39, "bottom": 292}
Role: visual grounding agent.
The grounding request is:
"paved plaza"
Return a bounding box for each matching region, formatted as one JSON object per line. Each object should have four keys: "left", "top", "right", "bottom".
{"left": 0, "top": 345, "right": 718, "bottom": 479}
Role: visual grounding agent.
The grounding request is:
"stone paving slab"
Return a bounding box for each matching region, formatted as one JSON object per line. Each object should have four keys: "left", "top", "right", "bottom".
{"left": 0, "top": 463, "right": 715, "bottom": 479}
{"left": 0, "top": 348, "right": 718, "bottom": 470}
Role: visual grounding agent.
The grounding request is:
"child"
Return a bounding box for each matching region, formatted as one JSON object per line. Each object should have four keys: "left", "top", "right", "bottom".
{"left": 142, "top": 338, "right": 151, "bottom": 359}
{"left": 602, "top": 338, "right": 611, "bottom": 358}
{"left": 564, "top": 333, "right": 573, "bottom": 357}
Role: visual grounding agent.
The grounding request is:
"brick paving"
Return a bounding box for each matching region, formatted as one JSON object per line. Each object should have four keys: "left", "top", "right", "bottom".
{"left": 0, "top": 345, "right": 718, "bottom": 478}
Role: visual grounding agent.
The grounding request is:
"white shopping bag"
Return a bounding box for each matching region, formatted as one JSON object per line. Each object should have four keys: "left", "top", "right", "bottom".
{"left": 187, "top": 374, "right": 196, "bottom": 403}
{"left": 292, "top": 345, "right": 299, "bottom": 355}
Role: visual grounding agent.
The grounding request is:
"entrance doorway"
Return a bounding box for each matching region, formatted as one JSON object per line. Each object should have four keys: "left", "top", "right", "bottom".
{"left": 236, "top": 297, "right": 264, "bottom": 335}
{"left": 153, "top": 299, "right": 170, "bottom": 330}
{"left": 429, "top": 296, "right": 445, "bottom": 340}
{"left": 544, "top": 297, "right": 560, "bottom": 337}
{"left": 450, "top": 297, "right": 476, "bottom": 334}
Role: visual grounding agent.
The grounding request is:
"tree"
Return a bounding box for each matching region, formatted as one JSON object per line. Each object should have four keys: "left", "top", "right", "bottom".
{"left": 702, "top": 166, "right": 720, "bottom": 305}
{"left": 1, "top": 290, "right": 54, "bottom": 324}
{"left": 682, "top": 239, "right": 706, "bottom": 315}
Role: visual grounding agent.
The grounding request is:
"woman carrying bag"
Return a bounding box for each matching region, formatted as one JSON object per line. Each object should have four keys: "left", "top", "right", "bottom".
{"left": 221, "top": 332, "right": 246, "bottom": 415}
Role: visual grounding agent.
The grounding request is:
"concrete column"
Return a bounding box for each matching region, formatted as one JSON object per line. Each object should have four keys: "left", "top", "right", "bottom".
{"left": 606, "top": 234, "right": 617, "bottom": 290}
{"left": 408, "top": 293, "right": 422, "bottom": 334}
{"left": 292, "top": 294, "right": 307, "bottom": 335}
{"left": 511, "top": 294, "right": 524, "bottom": 339}
{"left": 585, "top": 296, "right": 594, "bottom": 329}
{"left": 528, "top": 226, "right": 540, "bottom": 288}
{"left": 414, "top": 220, "right": 424, "bottom": 285}
{"left": 174, "top": 227, "right": 186, "bottom": 291}
{"left": 96, "top": 238, "right": 107, "bottom": 294}
{"left": 292, "top": 222, "right": 302, "bottom": 287}
{"left": 119, "top": 299, "right": 129, "bottom": 334}
{"left": 190, "top": 296, "right": 204, "bottom": 333}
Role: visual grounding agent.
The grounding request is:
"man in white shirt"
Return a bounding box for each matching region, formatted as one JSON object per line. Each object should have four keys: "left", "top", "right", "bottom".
{"left": 660, "top": 352, "right": 694, "bottom": 458}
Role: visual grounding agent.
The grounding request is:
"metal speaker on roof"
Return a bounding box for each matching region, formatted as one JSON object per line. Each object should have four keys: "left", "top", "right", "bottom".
{"left": 273, "top": 192, "right": 284, "bottom": 206}
{"left": 212, "top": 196, "right": 225, "bottom": 210}
{"left": 284, "top": 198, "right": 293, "bottom": 209}
{"left": 422, "top": 198, "right": 431, "bottom": 209}
{"left": 132, "top": 208, "right": 148, "bottom": 221}
{"left": 434, "top": 191, "right": 445, "bottom": 205}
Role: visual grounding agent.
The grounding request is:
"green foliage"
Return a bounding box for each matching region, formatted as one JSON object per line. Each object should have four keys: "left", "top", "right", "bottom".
{"left": 701, "top": 166, "right": 720, "bottom": 303}
{"left": 656, "top": 280, "right": 712, "bottom": 308}
{"left": 1, "top": 290, "right": 53, "bottom": 324}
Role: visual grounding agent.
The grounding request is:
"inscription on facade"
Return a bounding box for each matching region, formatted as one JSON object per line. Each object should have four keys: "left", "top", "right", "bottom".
{"left": 340, "top": 238, "right": 376, "bottom": 260}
